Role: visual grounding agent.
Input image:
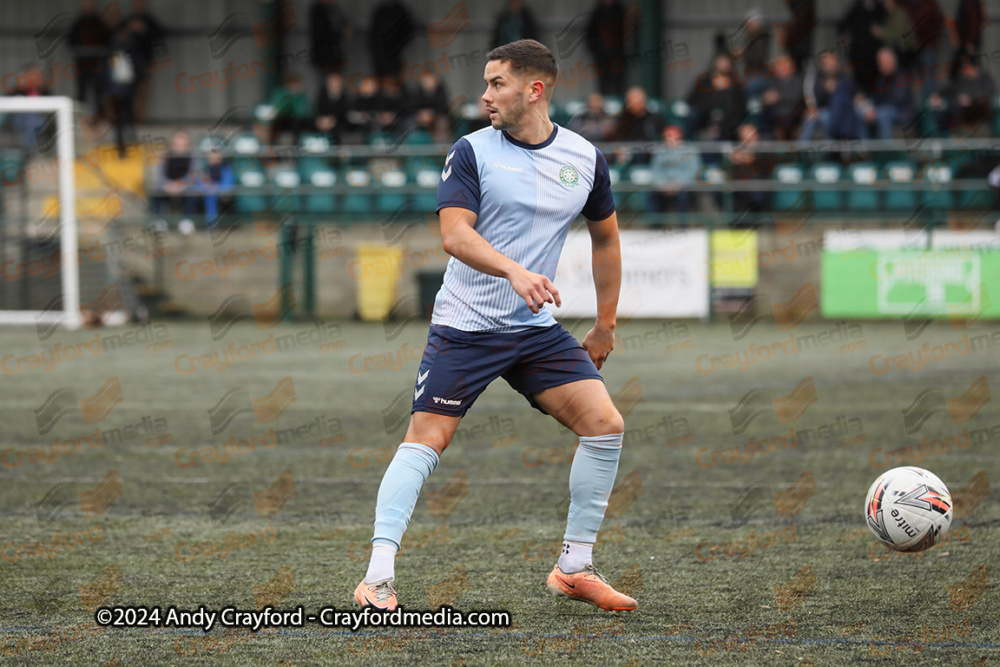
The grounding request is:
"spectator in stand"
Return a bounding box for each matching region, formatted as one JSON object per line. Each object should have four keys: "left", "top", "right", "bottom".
{"left": 760, "top": 54, "right": 805, "bottom": 139}
{"left": 610, "top": 86, "right": 664, "bottom": 165}
{"left": 347, "top": 76, "right": 378, "bottom": 133}
{"left": 929, "top": 54, "right": 996, "bottom": 134}
{"left": 860, "top": 47, "right": 914, "bottom": 139}
{"left": 309, "top": 0, "right": 351, "bottom": 75}
{"left": 369, "top": 0, "right": 416, "bottom": 87}
{"left": 268, "top": 73, "right": 311, "bottom": 145}
{"left": 730, "top": 124, "right": 771, "bottom": 214}
{"left": 491, "top": 0, "right": 541, "bottom": 49}
{"left": 951, "top": 0, "right": 985, "bottom": 83}
{"left": 902, "top": 0, "right": 945, "bottom": 101}
{"left": 568, "top": 92, "right": 612, "bottom": 142}
{"left": 102, "top": 25, "right": 141, "bottom": 157}
{"left": 586, "top": 0, "right": 627, "bottom": 99}
{"left": 412, "top": 72, "right": 450, "bottom": 139}
{"left": 154, "top": 131, "right": 198, "bottom": 223}
{"left": 197, "top": 149, "right": 234, "bottom": 223}
{"left": 374, "top": 81, "right": 410, "bottom": 138}
{"left": 8, "top": 64, "right": 52, "bottom": 154}
{"left": 119, "top": 0, "right": 165, "bottom": 123}
{"left": 871, "top": 0, "right": 917, "bottom": 68}
{"left": 348, "top": 76, "right": 379, "bottom": 135}
{"left": 734, "top": 9, "right": 772, "bottom": 97}
{"left": 68, "top": 0, "right": 111, "bottom": 108}
{"left": 315, "top": 72, "right": 352, "bottom": 143}
{"left": 800, "top": 49, "right": 864, "bottom": 140}
{"left": 687, "top": 53, "right": 748, "bottom": 142}
{"left": 346, "top": 78, "right": 410, "bottom": 140}
{"left": 781, "top": 0, "right": 816, "bottom": 73}
{"left": 836, "top": 0, "right": 886, "bottom": 95}
{"left": 650, "top": 125, "right": 701, "bottom": 215}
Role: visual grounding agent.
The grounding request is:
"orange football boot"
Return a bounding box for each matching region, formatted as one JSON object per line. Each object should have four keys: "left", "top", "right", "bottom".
{"left": 546, "top": 563, "right": 638, "bottom": 611}
{"left": 354, "top": 577, "right": 398, "bottom": 611}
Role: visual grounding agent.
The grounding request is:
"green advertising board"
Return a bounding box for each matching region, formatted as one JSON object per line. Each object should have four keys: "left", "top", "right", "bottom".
{"left": 821, "top": 248, "right": 1000, "bottom": 318}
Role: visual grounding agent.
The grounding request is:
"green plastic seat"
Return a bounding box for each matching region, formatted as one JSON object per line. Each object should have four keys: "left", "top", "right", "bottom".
{"left": 413, "top": 167, "right": 439, "bottom": 212}
{"left": 375, "top": 168, "right": 407, "bottom": 214}
{"left": 883, "top": 161, "right": 917, "bottom": 210}
{"left": 342, "top": 167, "right": 372, "bottom": 215}
{"left": 303, "top": 168, "right": 336, "bottom": 213}
{"left": 235, "top": 168, "right": 267, "bottom": 213}
{"left": 809, "top": 162, "right": 843, "bottom": 210}
{"left": 921, "top": 162, "right": 954, "bottom": 210}
{"left": 271, "top": 168, "right": 301, "bottom": 213}
{"left": 299, "top": 133, "right": 332, "bottom": 173}
{"left": 772, "top": 164, "right": 804, "bottom": 210}
{"left": 846, "top": 163, "right": 880, "bottom": 211}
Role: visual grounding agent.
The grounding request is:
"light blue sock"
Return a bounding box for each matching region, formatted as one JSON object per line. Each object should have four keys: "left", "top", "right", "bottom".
{"left": 564, "top": 433, "right": 624, "bottom": 545}
{"left": 371, "top": 442, "right": 440, "bottom": 551}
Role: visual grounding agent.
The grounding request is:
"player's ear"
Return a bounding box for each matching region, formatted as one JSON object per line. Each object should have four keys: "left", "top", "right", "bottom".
{"left": 529, "top": 77, "right": 547, "bottom": 104}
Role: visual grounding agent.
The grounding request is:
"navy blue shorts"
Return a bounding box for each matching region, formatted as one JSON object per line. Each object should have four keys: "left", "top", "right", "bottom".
{"left": 411, "top": 323, "right": 604, "bottom": 417}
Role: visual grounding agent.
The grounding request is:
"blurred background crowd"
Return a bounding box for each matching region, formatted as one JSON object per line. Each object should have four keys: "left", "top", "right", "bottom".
{"left": 0, "top": 0, "right": 996, "bottom": 220}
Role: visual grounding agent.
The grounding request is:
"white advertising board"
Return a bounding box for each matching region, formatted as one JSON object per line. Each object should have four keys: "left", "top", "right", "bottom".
{"left": 553, "top": 229, "right": 709, "bottom": 318}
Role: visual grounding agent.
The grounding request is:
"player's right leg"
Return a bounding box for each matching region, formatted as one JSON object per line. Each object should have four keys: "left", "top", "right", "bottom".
{"left": 354, "top": 411, "right": 461, "bottom": 611}
{"left": 355, "top": 324, "right": 504, "bottom": 611}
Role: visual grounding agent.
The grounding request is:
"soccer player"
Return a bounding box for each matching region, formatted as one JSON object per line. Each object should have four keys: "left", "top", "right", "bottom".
{"left": 355, "top": 39, "right": 635, "bottom": 612}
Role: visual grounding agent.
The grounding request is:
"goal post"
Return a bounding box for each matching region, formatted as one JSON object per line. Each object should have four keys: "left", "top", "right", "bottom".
{"left": 0, "top": 95, "right": 80, "bottom": 330}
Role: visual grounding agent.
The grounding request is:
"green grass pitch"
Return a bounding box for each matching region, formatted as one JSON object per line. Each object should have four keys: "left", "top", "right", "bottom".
{"left": 0, "top": 318, "right": 997, "bottom": 665}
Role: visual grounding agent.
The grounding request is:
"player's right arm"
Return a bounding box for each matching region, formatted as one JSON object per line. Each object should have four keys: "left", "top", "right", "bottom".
{"left": 436, "top": 137, "right": 559, "bottom": 314}
{"left": 439, "top": 207, "right": 561, "bottom": 314}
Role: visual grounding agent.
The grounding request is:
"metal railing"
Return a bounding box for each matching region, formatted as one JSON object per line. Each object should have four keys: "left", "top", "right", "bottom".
{"left": 128, "top": 136, "right": 999, "bottom": 227}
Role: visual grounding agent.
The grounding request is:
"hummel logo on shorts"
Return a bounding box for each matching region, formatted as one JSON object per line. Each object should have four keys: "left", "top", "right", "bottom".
{"left": 432, "top": 397, "right": 461, "bottom": 406}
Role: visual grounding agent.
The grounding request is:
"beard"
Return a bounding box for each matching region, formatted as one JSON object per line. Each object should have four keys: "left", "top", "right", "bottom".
{"left": 491, "top": 93, "right": 526, "bottom": 130}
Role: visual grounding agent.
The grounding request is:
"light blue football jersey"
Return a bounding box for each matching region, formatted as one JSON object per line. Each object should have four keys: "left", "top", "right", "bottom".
{"left": 435, "top": 124, "right": 615, "bottom": 332}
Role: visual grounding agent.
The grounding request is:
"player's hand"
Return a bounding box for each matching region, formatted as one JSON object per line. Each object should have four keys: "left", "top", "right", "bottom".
{"left": 508, "top": 268, "right": 561, "bottom": 314}
{"left": 582, "top": 325, "right": 615, "bottom": 370}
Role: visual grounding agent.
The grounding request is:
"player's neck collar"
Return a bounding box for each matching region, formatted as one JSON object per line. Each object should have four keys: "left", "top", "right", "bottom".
{"left": 502, "top": 123, "right": 558, "bottom": 150}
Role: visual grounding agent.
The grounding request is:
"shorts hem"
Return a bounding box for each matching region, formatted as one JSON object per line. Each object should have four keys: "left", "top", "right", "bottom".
{"left": 411, "top": 405, "right": 468, "bottom": 418}
{"left": 524, "top": 373, "right": 605, "bottom": 414}
{"left": 528, "top": 372, "right": 605, "bottom": 396}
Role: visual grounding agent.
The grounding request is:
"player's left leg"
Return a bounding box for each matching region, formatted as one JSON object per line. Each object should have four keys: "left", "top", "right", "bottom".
{"left": 534, "top": 379, "right": 624, "bottom": 568}
{"left": 530, "top": 379, "right": 636, "bottom": 611}
{"left": 502, "top": 324, "right": 635, "bottom": 611}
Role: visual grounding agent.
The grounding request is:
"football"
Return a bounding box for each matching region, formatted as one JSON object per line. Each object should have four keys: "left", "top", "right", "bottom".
{"left": 865, "top": 467, "right": 953, "bottom": 552}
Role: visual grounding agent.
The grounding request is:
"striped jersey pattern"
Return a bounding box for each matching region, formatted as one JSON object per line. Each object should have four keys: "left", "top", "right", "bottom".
{"left": 434, "top": 124, "right": 614, "bottom": 332}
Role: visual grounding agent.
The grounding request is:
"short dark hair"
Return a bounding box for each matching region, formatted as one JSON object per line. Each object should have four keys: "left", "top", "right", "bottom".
{"left": 486, "top": 39, "right": 558, "bottom": 96}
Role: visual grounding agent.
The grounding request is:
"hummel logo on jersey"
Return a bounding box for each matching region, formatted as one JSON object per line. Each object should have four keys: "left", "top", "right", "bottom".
{"left": 432, "top": 397, "right": 461, "bottom": 406}
{"left": 417, "top": 369, "right": 430, "bottom": 384}
{"left": 493, "top": 162, "right": 523, "bottom": 172}
{"left": 441, "top": 151, "right": 455, "bottom": 181}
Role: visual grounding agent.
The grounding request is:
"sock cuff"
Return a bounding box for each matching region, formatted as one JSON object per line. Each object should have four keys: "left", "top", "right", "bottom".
{"left": 579, "top": 432, "right": 624, "bottom": 449}
{"left": 372, "top": 537, "right": 400, "bottom": 550}
{"left": 398, "top": 441, "right": 440, "bottom": 472}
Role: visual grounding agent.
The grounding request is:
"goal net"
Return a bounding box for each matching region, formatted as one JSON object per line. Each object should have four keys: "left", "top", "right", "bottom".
{"left": 0, "top": 95, "right": 138, "bottom": 332}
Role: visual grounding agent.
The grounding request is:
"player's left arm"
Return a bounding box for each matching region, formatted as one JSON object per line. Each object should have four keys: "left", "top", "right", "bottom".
{"left": 579, "top": 147, "right": 621, "bottom": 370}
{"left": 581, "top": 211, "right": 621, "bottom": 370}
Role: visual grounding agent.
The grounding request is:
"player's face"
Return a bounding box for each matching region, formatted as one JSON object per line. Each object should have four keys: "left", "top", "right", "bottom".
{"left": 482, "top": 60, "right": 527, "bottom": 131}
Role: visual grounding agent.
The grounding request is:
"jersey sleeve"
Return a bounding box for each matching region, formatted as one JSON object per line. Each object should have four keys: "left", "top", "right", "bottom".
{"left": 582, "top": 147, "right": 616, "bottom": 221}
{"left": 436, "top": 137, "right": 480, "bottom": 215}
